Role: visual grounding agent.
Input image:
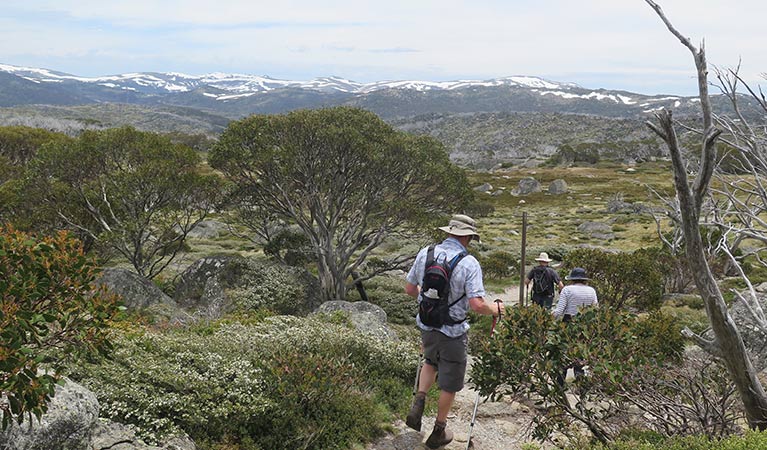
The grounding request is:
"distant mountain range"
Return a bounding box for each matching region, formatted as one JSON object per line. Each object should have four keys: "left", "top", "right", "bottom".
{"left": 0, "top": 62, "right": 736, "bottom": 121}
{"left": 1, "top": 63, "right": 760, "bottom": 168}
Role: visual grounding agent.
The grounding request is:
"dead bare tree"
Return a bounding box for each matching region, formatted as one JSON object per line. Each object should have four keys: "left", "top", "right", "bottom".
{"left": 644, "top": 0, "right": 767, "bottom": 430}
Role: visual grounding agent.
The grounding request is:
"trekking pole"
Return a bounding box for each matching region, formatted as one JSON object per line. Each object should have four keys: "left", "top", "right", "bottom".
{"left": 466, "top": 299, "right": 503, "bottom": 450}
{"left": 413, "top": 351, "right": 423, "bottom": 397}
{"left": 526, "top": 283, "right": 530, "bottom": 305}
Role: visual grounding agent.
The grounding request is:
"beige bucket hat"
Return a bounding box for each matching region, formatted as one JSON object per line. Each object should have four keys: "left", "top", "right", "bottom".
{"left": 534, "top": 252, "right": 553, "bottom": 262}
{"left": 438, "top": 214, "right": 481, "bottom": 241}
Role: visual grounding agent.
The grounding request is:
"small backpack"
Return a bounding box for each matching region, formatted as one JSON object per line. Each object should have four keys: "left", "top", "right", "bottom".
{"left": 418, "top": 245, "right": 468, "bottom": 327}
{"left": 532, "top": 267, "right": 554, "bottom": 295}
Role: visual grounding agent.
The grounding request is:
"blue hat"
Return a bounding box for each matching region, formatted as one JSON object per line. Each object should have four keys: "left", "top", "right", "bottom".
{"left": 565, "top": 267, "right": 589, "bottom": 281}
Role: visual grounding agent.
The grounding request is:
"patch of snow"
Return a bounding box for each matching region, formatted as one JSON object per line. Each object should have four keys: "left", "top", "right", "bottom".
{"left": 539, "top": 90, "right": 622, "bottom": 103}
{"left": 216, "top": 92, "right": 257, "bottom": 100}
{"left": 617, "top": 94, "right": 636, "bottom": 105}
{"left": 645, "top": 96, "right": 681, "bottom": 102}
{"left": 503, "top": 76, "right": 560, "bottom": 89}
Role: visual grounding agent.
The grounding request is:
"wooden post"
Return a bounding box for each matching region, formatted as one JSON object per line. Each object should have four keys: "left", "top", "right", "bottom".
{"left": 519, "top": 211, "right": 527, "bottom": 306}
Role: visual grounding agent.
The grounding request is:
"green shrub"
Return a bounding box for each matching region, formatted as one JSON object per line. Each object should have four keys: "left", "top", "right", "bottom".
{"left": 478, "top": 250, "right": 517, "bottom": 279}
{"left": 660, "top": 305, "right": 709, "bottom": 337}
{"left": 528, "top": 244, "right": 573, "bottom": 263}
{"left": 472, "top": 305, "right": 684, "bottom": 443}
{"left": 0, "top": 227, "right": 118, "bottom": 429}
{"left": 223, "top": 258, "right": 322, "bottom": 316}
{"left": 563, "top": 247, "right": 664, "bottom": 311}
{"left": 634, "top": 311, "right": 685, "bottom": 362}
{"left": 345, "top": 275, "right": 415, "bottom": 325}
{"left": 68, "top": 316, "right": 418, "bottom": 449}
{"left": 262, "top": 228, "right": 312, "bottom": 266}
{"left": 586, "top": 431, "right": 767, "bottom": 450}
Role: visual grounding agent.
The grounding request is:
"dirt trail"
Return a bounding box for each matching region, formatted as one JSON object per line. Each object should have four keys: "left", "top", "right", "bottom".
{"left": 490, "top": 285, "right": 522, "bottom": 306}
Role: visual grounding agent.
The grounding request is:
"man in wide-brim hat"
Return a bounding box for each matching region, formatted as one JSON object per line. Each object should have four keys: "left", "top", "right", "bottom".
{"left": 525, "top": 252, "right": 564, "bottom": 310}
{"left": 404, "top": 214, "right": 502, "bottom": 449}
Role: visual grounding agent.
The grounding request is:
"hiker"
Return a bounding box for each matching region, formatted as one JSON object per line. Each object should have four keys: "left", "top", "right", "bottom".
{"left": 553, "top": 267, "right": 598, "bottom": 383}
{"left": 404, "top": 214, "right": 503, "bottom": 449}
{"left": 525, "top": 252, "right": 564, "bottom": 310}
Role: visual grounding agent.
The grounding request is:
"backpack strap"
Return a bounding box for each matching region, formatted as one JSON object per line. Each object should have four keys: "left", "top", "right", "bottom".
{"left": 446, "top": 251, "right": 469, "bottom": 322}
{"left": 424, "top": 244, "right": 437, "bottom": 270}
{"left": 447, "top": 251, "right": 467, "bottom": 272}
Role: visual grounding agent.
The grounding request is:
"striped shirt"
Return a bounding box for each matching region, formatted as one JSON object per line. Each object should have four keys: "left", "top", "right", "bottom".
{"left": 407, "top": 237, "right": 485, "bottom": 337}
{"left": 553, "top": 284, "right": 598, "bottom": 319}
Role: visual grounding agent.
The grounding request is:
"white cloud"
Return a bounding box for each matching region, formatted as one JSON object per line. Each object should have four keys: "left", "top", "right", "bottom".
{"left": 0, "top": 0, "right": 764, "bottom": 94}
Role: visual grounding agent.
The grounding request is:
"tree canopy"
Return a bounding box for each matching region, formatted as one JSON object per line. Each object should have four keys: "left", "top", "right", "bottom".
{"left": 210, "top": 107, "right": 473, "bottom": 301}
{"left": 18, "top": 126, "right": 221, "bottom": 278}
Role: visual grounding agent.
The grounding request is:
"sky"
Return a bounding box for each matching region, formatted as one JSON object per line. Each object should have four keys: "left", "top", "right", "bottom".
{"left": 0, "top": 0, "right": 764, "bottom": 96}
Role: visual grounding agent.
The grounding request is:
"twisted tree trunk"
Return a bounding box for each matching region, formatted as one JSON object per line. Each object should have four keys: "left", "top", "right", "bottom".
{"left": 645, "top": 0, "right": 767, "bottom": 429}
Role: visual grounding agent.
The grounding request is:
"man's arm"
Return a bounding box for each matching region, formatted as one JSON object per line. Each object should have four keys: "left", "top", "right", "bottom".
{"left": 469, "top": 297, "right": 503, "bottom": 317}
{"left": 552, "top": 289, "right": 568, "bottom": 318}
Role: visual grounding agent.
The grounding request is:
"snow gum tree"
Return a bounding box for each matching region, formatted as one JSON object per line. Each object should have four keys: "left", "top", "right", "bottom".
{"left": 210, "top": 107, "right": 473, "bottom": 302}
{"left": 20, "top": 126, "right": 222, "bottom": 279}
{"left": 645, "top": 0, "right": 767, "bottom": 430}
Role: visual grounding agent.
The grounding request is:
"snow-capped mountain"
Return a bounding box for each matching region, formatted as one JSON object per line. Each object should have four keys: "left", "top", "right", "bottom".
{"left": 0, "top": 62, "right": 735, "bottom": 122}
{"left": 0, "top": 63, "right": 577, "bottom": 95}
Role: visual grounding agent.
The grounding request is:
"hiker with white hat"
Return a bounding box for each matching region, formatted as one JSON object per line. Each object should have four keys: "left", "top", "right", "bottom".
{"left": 524, "top": 252, "right": 564, "bottom": 310}
{"left": 404, "top": 214, "right": 503, "bottom": 449}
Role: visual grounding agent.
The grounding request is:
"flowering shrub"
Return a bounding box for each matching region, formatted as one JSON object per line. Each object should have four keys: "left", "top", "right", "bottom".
{"left": 69, "top": 315, "right": 418, "bottom": 449}
{"left": 223, "top": 258, "right": 322, "bottom": 316}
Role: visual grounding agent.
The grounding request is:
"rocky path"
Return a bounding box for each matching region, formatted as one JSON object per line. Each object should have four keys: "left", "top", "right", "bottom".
{"left": 367, "top": 378, "right": 546, "bottom": 450}
{"left": 369, "top": 286, "right": 556, "bottom": 450}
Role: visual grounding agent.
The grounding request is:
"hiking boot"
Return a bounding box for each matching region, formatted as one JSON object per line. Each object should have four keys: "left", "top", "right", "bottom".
{"left": 425, "top": 420, "right": 453, "bottom": 449}
{"left": 405, "top": 392, "right": 426, "bottom": 431}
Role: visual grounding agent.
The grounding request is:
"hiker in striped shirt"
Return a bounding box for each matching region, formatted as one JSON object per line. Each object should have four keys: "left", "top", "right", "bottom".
{"left": 553, "top": 267, "right": 598, "bottom": 386}
{"left": 553, "top": 267, "right": 598, "bottom": 322}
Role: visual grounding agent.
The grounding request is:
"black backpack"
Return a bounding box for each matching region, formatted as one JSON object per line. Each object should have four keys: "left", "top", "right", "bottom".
{"left": 532, "top": 267, "right": 554, "bottom": 295}
{"left": 417, "top": 245, "right": 468, "bottom": 327}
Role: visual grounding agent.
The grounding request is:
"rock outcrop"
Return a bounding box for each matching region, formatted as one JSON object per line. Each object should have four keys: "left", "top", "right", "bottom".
{"left": 0, "top": 378, "right": 197, "bottom": 450}
{"left": 97, "top": 268, "right": 176, "bottom": 310}
{"left": 512, "top": 177, "right": 541, "bottom": 195}
{"left": 314, "top": 301, "right": 397, "bottom": 341}
{"left": 727, "top": 294, "right": 767, "bottom": 371}
{"left": 185, "top": 220, "right": 230, "bottom": 239}
{"left": 577, "top": 221, "right": 614, "bottom": 240}
{"left": 0, "top": 378, "right": 99, "bottom": 450}
{"left": 548, "top": 179, "right": 568, "bottom": 195}
{"left": 173, "top": 255, "right": 242, "bottom": 313}
{"left": 474, "top": 183, "right": 493, "bottom": 193}
{"left": 174, "top": 256, "right": 321, "bottom": 318}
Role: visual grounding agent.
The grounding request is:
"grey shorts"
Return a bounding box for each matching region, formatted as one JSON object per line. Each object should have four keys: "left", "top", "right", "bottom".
{"left": 422, "top": 330, "right": 468, "bottom": 393}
